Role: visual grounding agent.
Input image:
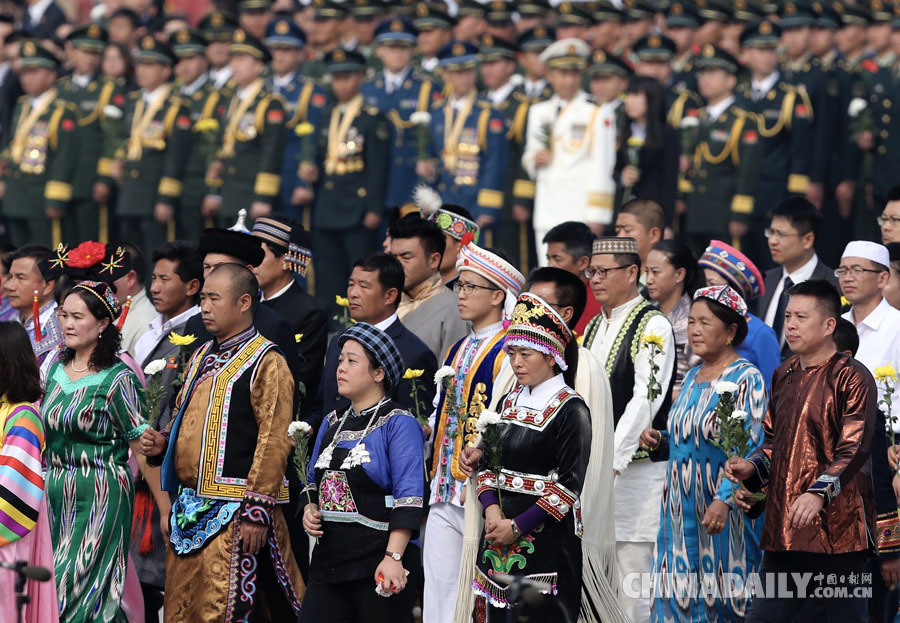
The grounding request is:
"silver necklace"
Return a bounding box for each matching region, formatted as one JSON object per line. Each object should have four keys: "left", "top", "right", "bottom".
{"left": 314, "top": 396, "right": 388, "bottom": 470}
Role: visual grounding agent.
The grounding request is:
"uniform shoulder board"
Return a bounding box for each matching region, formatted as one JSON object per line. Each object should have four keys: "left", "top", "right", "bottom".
{"left": 128, "top": 90, "right": 141, "bottom": 100}
{"left": 476, "top": 99, "right": 492, "bottom": 109}
{"left": 365, "top": 104, "right": 380, "bottom": 115}
{"left": 15, "top": 93, "right": 27, "bottom": 105}
{"left": 512, "top": 90, "right": 529, "bottom": 103}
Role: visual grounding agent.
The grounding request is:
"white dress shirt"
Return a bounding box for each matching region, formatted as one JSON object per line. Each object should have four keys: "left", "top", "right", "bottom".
{"left": 487, "top": 80, "right": 516, "bottom": 107}
{"left": 72, "top": 72, "right": 92, "bottom": 89}
{"left": 133, "top": 305, "right": 200, "bottom": 366}
{"left": 374, "top": 312, "right": 398, "bottom": 332}
{"left": 383, "top": 68, "right": 409, "bottom": 94}
{"left": 209, "top": 66, "right": 232, "bottom": 89}
{"left": 180, "top": 73, "right": 208, "bottom": 97}
{"left": 28, "top": 0, "right": 53, "bottom": 25}
{"left": 514, "top": 373, "right": 566, "bottom": 408}
{"left": 845, "top": 298, "right": 900, "bottom": 432}
{"left": 764, "top": 253, "right": 820, "bottom": 337}
{"left": 751, "top": 70, "right": 779, "bottom": 101}
{"left": 260, "top": 281, "right": 293, "bottom": 302}
{"left": 142, "top": 84, "right": 168, "bottom": 105}
{"left": 705, "top": 95, "right": 735, "bottom": 121}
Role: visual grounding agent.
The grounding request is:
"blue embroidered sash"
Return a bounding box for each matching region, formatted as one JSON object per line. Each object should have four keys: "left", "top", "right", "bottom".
{"left": 170, "top": 487, "right": 240, "bottom": 555}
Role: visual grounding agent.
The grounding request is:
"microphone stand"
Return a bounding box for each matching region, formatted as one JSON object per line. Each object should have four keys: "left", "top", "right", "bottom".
{"left": 12, "top": 561, "right": 30, "bottom": 623}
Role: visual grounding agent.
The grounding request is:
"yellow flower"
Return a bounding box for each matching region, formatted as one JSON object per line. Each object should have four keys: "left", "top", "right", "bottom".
{"left": 841, "top": 296, "right": 852, "bottom": 308}
{"left": 641, "top": 332, "right": 665, "bottom": 350}
{"left": 403, "top": 369, "right": 424, "bottom": 380}
{"left": 335, "top": 295, "right": 350, "bottom": 307}
{"left": 168, "top": 333, "right": 197, "bottom": 346}
{"left": 295, "top": 121, "right": 315, "bottom": 137}
{"left": 626, "top": 136, "right": 645, "bottom": 147}
{"left": 194, "top": 118, "right": 219, "bottom": 132}
{"left": 875, "top": 364, "right": 899, "bottom": 384}
{"left": 295, "top": 333, "right": 304, "bottom": 343}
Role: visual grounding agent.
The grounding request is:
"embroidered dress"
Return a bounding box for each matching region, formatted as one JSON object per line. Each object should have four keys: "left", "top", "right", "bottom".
{"left": 41, "top": 361, "right": 148, "bottom": 623}
{"left": 474, "top": 375, "right": 592, "bottom": 622}
{"left": 650, "top": 359, "right": 767, "bottom": 622}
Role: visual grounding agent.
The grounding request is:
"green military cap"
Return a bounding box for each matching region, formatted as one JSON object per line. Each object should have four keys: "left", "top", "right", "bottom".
{"left": 837, "top": 1, "right": 870, "bottom": 25}
{"left": 556, "top": 1, "right": 594, "bottom": 26}
{"left": 349, "top": 0, "right": 386, "bottom": 18}
{"left": 695, "top": 0, "right": 731, "bottom": 22}
{"left": 732, "top": 0, "right": 766, "bottom": 22}
{"left": 587, "top": 49, "right": 634, "bottom": 77}
{"left": 740, "top": 19, "right": 781, "bottom": 46}
{"left": 634, "top": 32, "right": 676, "bottom": 62}
{"left": 230, "top": 28, "right": 272, "bottom": 63}
{"left": 238, "top": 0, "right": 272, "bottom": 12}
{"left": 517, "top": 0, "right": 551, "bottom": 18}
{"left": 199, "top": 10, "right": 239, "bottom": 42}
{"left": 621, "top": 0, "right": 656, "bottom": 21}
{"left": 666, "top": 0, "right": 700, "bottom": 27}
{"left": 893, "top": 1, "right": 900, "bottom": 28}
{"left": 313, "top": 0, "right": 349, "bottom": 20}
{"left": 479, "top": 33, "right": 517, "bottom": 61}
{"left": 413, "top": 3, "right": 456, "bottom": 30}
{"left": 813, "top": 1, "right": 843, "bottom": 28}
{"left": 324, "top": 48, "right": 367, "bottom": 72}
{"left": 391, "top": 0, "right": 418, "bottom": 17}
{"left": 780, "top": 0, "right": 817, "bottom": 27}
{"left": 869, "top": 0, "right": 894, "bottom": 22}
{"left": 593, "top": 0, "right": 624, "bottom": 22}
{"left": 694, "top": 43, "right": 740, "bottom": 73}
{"left": 133, "top": 34, "right": 177, "bottom": 65}
{"left": 485, "top": 0, "right": 513, "bottom": 25}
{"left": 169, "top": 27, "right": 208, "bottom": 57}
{"left": 67, "top": 23, "right": 108, "bottom": 53}
{"left": 457, "top": 0, "right": 487, "bottom": 19}
{"left": 539, "top": 37, "right": 589, "bottom": 70}
{"left": 19, "top": 39, "right": 59, "bottom": 69}
{"left": 517, "top": 24, "right": 555, "bottom": 52}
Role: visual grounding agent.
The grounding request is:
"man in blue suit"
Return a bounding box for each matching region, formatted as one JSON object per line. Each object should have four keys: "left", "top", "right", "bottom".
{"left": 264, "top": 15, "right": 330, "bottom": 221}
{"left": 362, "top": 16, "right": 440, "bottom": 211}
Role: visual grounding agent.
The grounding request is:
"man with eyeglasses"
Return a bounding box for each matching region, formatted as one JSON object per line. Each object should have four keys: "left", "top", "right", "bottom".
{"left": 423, "top": 242, "right": 524, "bottom": 623}
{"left": 581, "top": 236, "right": 675, "bottom": 622}
{"left": 879, "top": 185, "right": 900, "bottom": 246}
{"left": 840, "top": 241, "right": 900, "bottom": 439}
{"left": 756, "top": 198, "right": 838, "bottom": 358}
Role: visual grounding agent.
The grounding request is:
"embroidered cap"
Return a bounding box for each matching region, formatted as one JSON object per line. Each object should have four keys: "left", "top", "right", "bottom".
{"left": 504, "top": 292, "right": 573, "bottom": 370}
{"left": 38, "top": 242, "right": 132, "bottom": 284}
{"left": 414, "top": 185, "right": 480, "bottom": 244}
{"left": 693, "top": 285, "right": 748, "bottom": 319}
{"left": 591, "top": 236, "right": 639, "bottom": 257}
{"left": 698, "top": 240, "right": 764, "bottom": 301}
{"left": 251, "top": 216, "right": 313, "bottom": 276}
{"left": 73, "top": 280, "right": 122, "bottom": 320}
{"left": 456, "top": 244, "right": 526, "bottom": 320}
{"left": 338, "top": 322, "right": 405, "bottom": 391}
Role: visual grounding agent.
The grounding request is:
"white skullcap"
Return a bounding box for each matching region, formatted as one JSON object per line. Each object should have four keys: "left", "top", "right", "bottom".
{"left": 841, "top": 240, "right": 890, "bottom": 267}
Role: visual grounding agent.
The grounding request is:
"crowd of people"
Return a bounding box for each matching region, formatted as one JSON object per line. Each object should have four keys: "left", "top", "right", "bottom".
{"left": 2, "top": 0, "right": 900, "bottom": 622}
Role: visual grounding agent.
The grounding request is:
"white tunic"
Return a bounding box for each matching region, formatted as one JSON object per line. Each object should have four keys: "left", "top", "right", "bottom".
{"left": 845, "top": 297, "right": 900, "bottom": 432}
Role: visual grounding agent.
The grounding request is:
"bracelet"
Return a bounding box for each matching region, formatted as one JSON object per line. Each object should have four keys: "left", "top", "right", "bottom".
{"left": 510, "top": 519, "right": 521, "bottom": 539}
{"left": 649, "top": 431, "right": 661, "bottom": 451}
{"left": 303, "top": 507, "right": 315, "bottom": 516}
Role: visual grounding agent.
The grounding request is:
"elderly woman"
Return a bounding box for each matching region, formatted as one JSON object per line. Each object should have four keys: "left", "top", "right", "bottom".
{"left": 301, "top": 322, "right": 425, "bottom": 623}
{"left": 640, "top": 286, "right": 767, "bottom": 622}
{"left": 41, "top": 281, "right": 149, "bottom": 623}
{"left": 473, "top": 292, "right": 592, "bottom": 622}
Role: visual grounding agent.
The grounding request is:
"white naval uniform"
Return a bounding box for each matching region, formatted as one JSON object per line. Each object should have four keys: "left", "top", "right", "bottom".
{"left": 586, "top": 295, "right": 675, "bottom": 623}
{"left": 523, "top": 91, "right": 617, "bottom": 264}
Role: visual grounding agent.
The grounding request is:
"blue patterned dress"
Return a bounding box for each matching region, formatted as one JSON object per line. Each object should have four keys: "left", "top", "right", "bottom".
{"left": 650, "top": 358, "right": 767, "bottom": 622}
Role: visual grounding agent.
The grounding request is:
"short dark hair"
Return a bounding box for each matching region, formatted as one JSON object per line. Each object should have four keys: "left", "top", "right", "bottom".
{"left": 388, "top": 216, "right": 446, "bottom": 259}
{"left": 620, "top": 197, "right": 666, "bottom": 233}
{"left": 9, "top": 244, "right": 51, "bottom": 267}
{"left": 787, "top": 278, "right": 842, "bottom": 320}
{"left": 527, "top": 266, "right": 587, "bottom": 331}
{"left": 110, "top": 8, "right": 141, "bottom": 27}
{"left": 650, "top": 239, "right": 704, "bottom": 296}
{"left": 543, "top": 221, "right": 595, "bottom": 260}
{"left": 0, "top": 242, "right": 16, "bottom": 273}
{"left": 0, "top": 321, "right": 42, "bottom": 403}
{"left": 887, "top": 241, "right": 900, "bottom": 268}
{"left": 352, "top": 253, "right": 405, "bottom": 310}
{"left": 59, "top": 290, "right": 123, "bottom": 371}
{"left": 833, "top": 317, "right": 859, "bottom": 357}
{"left": 121, "top": 242, "right": 146, "bottom": 284}
{"left": 611, "top": 253, "right": 642, "bottom": 274}
{"left": 771, "top": 197, "right": 823, "bottom": 236}
{"left": 208, "top": 263, "right": 259, "bottom": 312}
{"left": 693, "top": 297, "right": 748, "bottom": 347}
{"left": 887, "top": 185, "right": 900, "bottom": 202}
{"left": 152, "top": 241, "right": 204, "bottom": 290}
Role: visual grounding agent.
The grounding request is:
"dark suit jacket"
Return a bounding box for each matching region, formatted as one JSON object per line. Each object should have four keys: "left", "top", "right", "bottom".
{"left": 754, "top": 258, "right": 839, "bottom": 320}
{"left": 22, "top": 2, "right": 67, "bottom": 39}
{"left": 614, "top": 123, "right": 680, "bottom": 222}
{"left": 138, "top": 320, "right": 191, "bottom": 432}
{"left": 0, "top": 70, "right": 22, "bottom": 149}
{"left": 263, "top": 281, "right": 328, "bottom": 411}
{"left": 306, "top": 316, "right": 438, "bottom": 435}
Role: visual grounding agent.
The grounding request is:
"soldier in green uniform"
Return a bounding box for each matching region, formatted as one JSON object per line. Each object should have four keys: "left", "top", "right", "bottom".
{"left": 198, "top": 9, "right": 239, "bottom": 92}
{"left": 237, "top": 0, "right": 273, "bottom": 41}
{"left": 682, "top": 45, "right": 761, "bottom": 255}
{"left": 412, "top": 2, "right": 455, "bottom": 80}
{"left": 517, "top": 0, "right": 551, "bottom": 33}
{"left": 556, "top": 1, "right": 594, "bottom": 42}
{"left": 591, "top": 1, "right": 624, "bottom": 54}
{"left": 455, "top": 0, "right": 489, "bottom": 43}
{"left": 1, "top": 40, "right": 77, "bottom": 247}
{"left": 299, "top": 49, "right": 390, "bottom": 319}
{"left": 517, "top": 25, "right": 555, "bottom": 99}
{"left": 203, "top": 29, "right": 285, "bottom": 225}
{"left": 666, "top": 0, "right": 701, "bottom": 94}
{"left": 301, "top": 0, "right": 348, "bottom": 80}
{"left": 620, "top": 0, "right": 657, "bottom": 61}
{"left": 347, "top": 0, "right": 385, "bottom": 70}
{"left": 169, "top": 27, "right": 224, "bottom": 241}
{"left": 479, "top": 34, "right": 538, "bottom": 273}
{"left": 57, "top": 23, "right": 127, "bottom": 245}
{"left": 484, "top": 0, "right": 516, "bottom": 43}
{"left": 117, "top": 36, "right": 192, "bottom": 258}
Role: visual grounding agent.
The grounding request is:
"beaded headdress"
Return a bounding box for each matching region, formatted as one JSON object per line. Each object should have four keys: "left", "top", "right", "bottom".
{"left": 73, "top": 280, "right": 122, "bottom": 320}
{"left": 693, "top": 285, "right": 748, "bottom": 319}
{"left": 504, "top": 292, "right": 573, "bottom": 370}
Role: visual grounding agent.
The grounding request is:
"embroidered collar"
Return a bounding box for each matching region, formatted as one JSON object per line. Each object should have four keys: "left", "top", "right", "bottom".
{"left": 214, "top": 326, "right": 257, "bottom": 352}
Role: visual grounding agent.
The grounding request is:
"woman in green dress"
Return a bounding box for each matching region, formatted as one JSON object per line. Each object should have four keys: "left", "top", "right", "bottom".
{"left": 41, "top": 281, "right": 149, "bottom": 623}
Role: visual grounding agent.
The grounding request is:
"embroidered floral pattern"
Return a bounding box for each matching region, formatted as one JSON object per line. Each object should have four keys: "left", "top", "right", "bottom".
{"left": 319, "top": 470, "right": 358, "bottom": 513}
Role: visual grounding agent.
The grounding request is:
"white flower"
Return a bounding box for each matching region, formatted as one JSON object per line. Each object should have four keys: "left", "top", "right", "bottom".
{"left": 434, "top": 365, "right": 455, "bottom": 385}
{"left": 679, "top": 116, "right": 699, "bottom": 129}
{"left": 410, "top": 111, "right": 432, "bottom": 126}
{"left": 103, "top": 104, "right": 123, "bottom": 119}
{"left": 848, "top": 97, "right": 867, "bottom": 118}
{"left": 143, "top": 359, "right": 167, "bottom": 376}
{"left": 288, "top": 421, "right": 312, "bottom": 438}
{"left": 730, "top": 410, "right": 748, "bottom": 421}
{"left": 475, "top": 409, "right": 502, "bottom": 434}
{"left": 714, "top": 381, "right": 739, "bottom": 395}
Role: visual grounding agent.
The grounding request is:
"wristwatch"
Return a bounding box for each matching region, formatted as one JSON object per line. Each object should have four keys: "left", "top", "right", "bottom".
{"left": 385, "top": 550, "right": 402, "bottom": 561}
{"left": 510, "top": 519, "right": 521, "bottom": 539}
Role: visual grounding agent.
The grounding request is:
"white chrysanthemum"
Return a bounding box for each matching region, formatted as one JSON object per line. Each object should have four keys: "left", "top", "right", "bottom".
{"left": 475, "top": 409, "right": 502, "bottom": 433}
{"left": 410, "top": 111, "right": 432, "bottom": 126}
{"left": 848, "top": 97, "right": 867, "bottom": 118}
{"left": 730, "top": 410, "right": 748, "bottom": 421}
{"left": 288, "top": 421, "right": 312, "bottom": 438}
{"left": 143, "top": 359, "right": 166, "bottom": 376}
{"left": 679, "top": 116, "right": 699, "bottom": 129}
{"left": 434, "top": 365, "right": 456, "bottom": 384}
{"left": 103, "top": 105, "right": 123, "bottom": 119}
{"left": 715, "top": 381, "right": 739, "bottom": 395}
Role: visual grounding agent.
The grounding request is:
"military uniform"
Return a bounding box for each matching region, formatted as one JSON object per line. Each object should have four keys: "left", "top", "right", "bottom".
{"left": 198, "top": 10, "right": 239, "bottom": 94}
{"left": 310, "top": 49, "right": 390, "bottom": 316}
{"left": 2, "top": 41, "right": 77, "bottom": 247}
{"left": 411, "top": 3, "right": 455, "bottom": 83}
{"left": 56, "top": 24, "right": 127, "bottom": 244}
{"left": 361, "top": 16, "right": 439, "bottom": 212}
{"left": 117, "top": 37, "right": 192, "bottom": 257}
{"left": 300, "top": 0, "right": 348, "bottom": 80}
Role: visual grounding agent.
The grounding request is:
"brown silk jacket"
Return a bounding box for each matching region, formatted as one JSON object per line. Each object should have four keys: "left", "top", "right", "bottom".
{"left": 746, "top": 352, "right": 877, "bottom": 554}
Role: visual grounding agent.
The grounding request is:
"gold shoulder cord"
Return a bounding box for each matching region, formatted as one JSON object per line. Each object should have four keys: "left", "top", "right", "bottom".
{"left": 694, "top": 113, "right": 745, "bottom": 167}
{"left": 756, "top": 87, "right": 795, "bottom": 137}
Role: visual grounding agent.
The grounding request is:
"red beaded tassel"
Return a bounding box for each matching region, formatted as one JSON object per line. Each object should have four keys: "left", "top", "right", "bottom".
{"left": 117, "top": 295, "right": 132, "bottom": 330}
{"left": 32, "top": 290, "right": 41, "bottom": 342}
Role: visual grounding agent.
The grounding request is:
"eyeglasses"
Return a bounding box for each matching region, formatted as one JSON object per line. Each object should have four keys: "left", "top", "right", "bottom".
{"left": 764, "top": 228, "right": 804, "bottom": 240}
{"left": 584, "top": 265, "right": 630, "bottom": 280}
{"left": 835, "top": 266, "right": 886, "bottom": 278}
{"left": 452, "top": 280, "right": 500, "bottom": 295}
{"left": 878, "top": 215, "right": 900, "bottom": 227}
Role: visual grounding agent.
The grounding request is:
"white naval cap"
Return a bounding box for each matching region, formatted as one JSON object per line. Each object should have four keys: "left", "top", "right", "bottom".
{"left": 841, "top": 240, "right": 891, "bottom": 267}
{"left": 538, "top": 37, "right": 590, "bottom": 69}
